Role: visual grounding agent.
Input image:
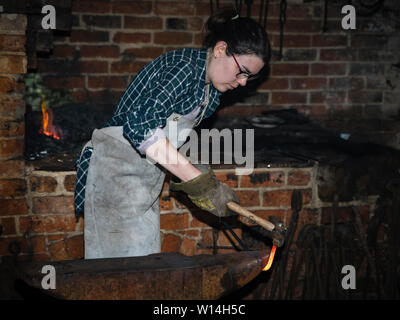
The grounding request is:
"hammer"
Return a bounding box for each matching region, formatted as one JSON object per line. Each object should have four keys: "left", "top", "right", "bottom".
{"left": 227, "top": 201, "right": 286, "bottom": 247}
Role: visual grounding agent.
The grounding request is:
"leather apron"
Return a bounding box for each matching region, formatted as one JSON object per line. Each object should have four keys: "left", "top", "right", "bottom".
{"left": 84, "top": 112, "right": 196, "bottom": 259}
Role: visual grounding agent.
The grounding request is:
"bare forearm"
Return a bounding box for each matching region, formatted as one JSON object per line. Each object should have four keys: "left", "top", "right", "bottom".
{"left": 145, "top": 137, "right": 201, "bottom": 182}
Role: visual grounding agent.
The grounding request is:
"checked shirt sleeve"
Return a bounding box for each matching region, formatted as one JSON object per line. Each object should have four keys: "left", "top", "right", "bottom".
{"left": 122, "top": 62, "right": 194, "bottom": 151}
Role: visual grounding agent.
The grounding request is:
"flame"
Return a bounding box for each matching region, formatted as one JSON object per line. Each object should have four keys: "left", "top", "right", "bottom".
{"left": 39, "top": 95, "right": 63, "bottom": 140}
{"left": 262, "top": 244, "right": 277, "bottom": 271}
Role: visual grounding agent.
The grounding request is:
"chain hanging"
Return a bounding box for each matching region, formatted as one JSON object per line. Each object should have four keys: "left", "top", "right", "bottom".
{"left": 209, "top": 0, "right": 220, "bottom": 14}
{"left": 278, "top": 0, "right": 287, "bottom": 60}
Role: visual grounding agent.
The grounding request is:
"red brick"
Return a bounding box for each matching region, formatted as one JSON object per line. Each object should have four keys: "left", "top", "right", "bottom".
{"left": 0, "top": 35, "right": 26, "bottom": 52}
{"left": 0, "top": 14, "right": 27, "bottom": 32}
{"left": 235, "top": 190, "right": 260, "bottom": 207}
{"left": 19, "top": 215, "right": 76, "bottom": 233}
{"left": 0, "top": 55, "right": 27, "bottom": 74}
{"left": 288, "top": 170, "right": 311, "bottom": 186}
{"left": 30, "top": 236, "right": 47, "bottom": 253}
{"left": 0, "top": 120, "right": 24, "bottom": 138}
{"left": 78, "top": 61, "right": 108, "bottom": 73}
{"left": 113, "top": 32, "right": 151, "bottom": 44}
{"left": 52, "top": 45, "right": 77, "bottom": 58}
{"left": 267, "top": 19, "right": 320, "bottom": 33}
{"left": 30, "top": 253, "right": 51, "bottom": 261}
{"left": 112, "top": 1, "right": 152, "bottom": 14}
{"left": 0, "top": 217, "right": 16, "bottom": 235}
{"left": 161, "top": 233, "right": 181, "bottom": 252}
{"left": 80, "top": 45, "right": 120, "bottom": 58}
{"left": 0, "top": 198, "right": 28, "bottom": 216}
{"left": 271, "top": 63, "right": 309, "bottom": 76}
{"left": 263, "top": 190, "right": 292, "bottom": 207}
{"left": 310, "top": 91, "right": 346, "bottom": 104}
{"left": 160, "top": 213, "right": 189, "bottom": 230}
{"left": 194, "top": 33, "right": 204, "bottom": 47}
{"left": 0, "top": 159, "right": 24, "bottom": 178}
{"left": 291, "top": 78, "right": 327, "bottom": 90}
{"left": 263, "top": 189, "right": 312, "bottom": 208}
{"left": 64, "top": 174, "right": 76, "bottom": 192}
{"left": 154, "top": 2, "right": 195, "bottom": 16}
{"left": 66, "top": 235, "right": 84, "bottom": 259}
{"left": 178, "top": 229, "right": 200, "bottom": 238}
{"left": 187, "top": 17, "right": 204, "bottom": 31}
{"left": 0, "top": 236, "right": 28, "bottom": 256}
{"left": 285, "top": 20, "right": 321, "bottom": 33}
{"left": 0, "top": 179, "right": 26, "bottom": 197}
{"left": 298, "top": 104, "right": 328, "bottom": 118}
{"left": 272, "top": 35, "right": 311, "bottom": 48}
{"left": 320, "top": 49, "right": 355, "bottom": 61}
{"left": 0, "top": 96, "right": 25, "bottom": 120}
{"left": 32, "top": 196, "right": 74, "bottom": 215}
{"left": 88, "top": 76, "right": 128, "bottom": 89}
{"left": 0, "top": 139, "right": 24, "bottom": 160}
{"left": 70, "top": 30, "right": 109, "bottom": 43}
{"left": 72, "top": 0, "right": 111, "bottom": 13}
{"left": 43, "top": 76, "right": 85, "bottom": 90}
{"left": 179, "top": 237, "right": 196, "bottom": 256}
{"left": 311, "top": 35, "right": 347, "bottom": 47}
{"left": 124, "top": 47, "right": 164, "bottom": 60}
{"left": 160, "top": 195, "right": 174, "bottom": 211}
{"left": 48, "top": 240, "right": 70, "bottom": 261}
{"left": 154, "top": 32, "right": 192, "bottom": 45}
{"left": 30, "top": 176, "right": 58, "bottom": 193}
{"left": 271, "top": 92, "right": 307, "bottom": 104}
{"left": 311, "top": 63, "right": 346, "bottom": 75}
{"left": 111, "top": 61, "right": 147, "bottom": 74}
{"left": 240, "top": 171, "right": 285, "bottom": 188}
{"left": 260, "top": 78, "right": 289, "bottom": 90}
{"left": 198, "top": 228, "right": 213, "bottom": 247}
{"left": 0, "top": 76, "right": 16, "bottom": 93}
{"left": 124, "top": 16, "right": 163, "bottom": 29}
{"left": 214, "top": 172, "right": 239, "bottom": 188}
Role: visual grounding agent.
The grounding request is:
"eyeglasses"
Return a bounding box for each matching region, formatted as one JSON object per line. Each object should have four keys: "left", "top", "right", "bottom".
{"left": 232, "top": 54, "right": 257, "bottom": 80}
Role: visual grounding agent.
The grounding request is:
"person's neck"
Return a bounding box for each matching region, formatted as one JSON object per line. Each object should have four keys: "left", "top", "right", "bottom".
{"left": 205, "top": 49, "right": 212, "bottom": 85}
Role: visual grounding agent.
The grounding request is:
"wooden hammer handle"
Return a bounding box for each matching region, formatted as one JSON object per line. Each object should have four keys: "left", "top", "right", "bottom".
{"left": 227, "top": 202, "right": 275, "bottom": 232}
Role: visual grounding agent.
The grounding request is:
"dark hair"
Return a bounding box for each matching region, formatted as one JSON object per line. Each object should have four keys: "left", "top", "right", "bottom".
{"left": 203, "top": 8, "right": 270, "bottom": 63}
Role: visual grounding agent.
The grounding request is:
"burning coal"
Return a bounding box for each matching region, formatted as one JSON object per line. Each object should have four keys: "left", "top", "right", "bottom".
{"left": 39, "top": 94, "right": 63, "bottom": 140}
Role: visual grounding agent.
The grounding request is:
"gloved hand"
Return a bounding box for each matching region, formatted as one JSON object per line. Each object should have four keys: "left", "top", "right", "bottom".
{"left": 169, "top": 164, "right": 239, "bottom": 217}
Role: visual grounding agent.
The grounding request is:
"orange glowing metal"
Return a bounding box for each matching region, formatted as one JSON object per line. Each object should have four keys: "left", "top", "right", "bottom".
{"left": 262, "top": 244, "right": 277, "bottom": 271}
{"left": 40, "top": 95, "right": 62, "bottom": 140}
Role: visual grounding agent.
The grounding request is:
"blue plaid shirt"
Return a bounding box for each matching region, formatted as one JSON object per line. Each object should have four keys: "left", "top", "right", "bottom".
{"left": 74, "top": 48, "right": 221, "bottom": 216}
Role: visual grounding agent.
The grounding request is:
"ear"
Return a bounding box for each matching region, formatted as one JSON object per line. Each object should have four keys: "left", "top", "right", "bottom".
{"left": 213, "top": 41, "right": 227, "bottom": 58}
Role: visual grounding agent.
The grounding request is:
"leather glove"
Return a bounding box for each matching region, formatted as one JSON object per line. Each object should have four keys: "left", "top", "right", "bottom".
{"left": 169, "top": 164, "right": 239, "bottom": 217}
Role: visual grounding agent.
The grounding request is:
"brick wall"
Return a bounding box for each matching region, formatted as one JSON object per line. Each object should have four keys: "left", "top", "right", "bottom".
{"left": 1, "top": 162, "right": 378, "bottom": 262}
{"left": 0, "top": 14, "right": 28, "bottom": 260}
{"left": 36, "top": 0, "right": 400, "bottom": 148}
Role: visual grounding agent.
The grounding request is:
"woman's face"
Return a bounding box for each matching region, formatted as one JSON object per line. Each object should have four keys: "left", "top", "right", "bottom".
{"left": 206, "top": 41, "right": 265, "bottom": 93}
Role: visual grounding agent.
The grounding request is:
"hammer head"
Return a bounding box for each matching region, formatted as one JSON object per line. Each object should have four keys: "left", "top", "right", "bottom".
{"left": 268, "top": 216, "right": 286, "bottom": 247}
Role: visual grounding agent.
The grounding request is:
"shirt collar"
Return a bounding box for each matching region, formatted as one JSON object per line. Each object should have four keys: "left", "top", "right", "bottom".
{"left": 197, "top": 48, "right": 208, "bottom": 90}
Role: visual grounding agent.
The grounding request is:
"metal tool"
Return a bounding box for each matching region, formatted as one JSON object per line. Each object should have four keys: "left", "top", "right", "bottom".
{"left": 227, "top": 202, "right": 286, "bottom": 247}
